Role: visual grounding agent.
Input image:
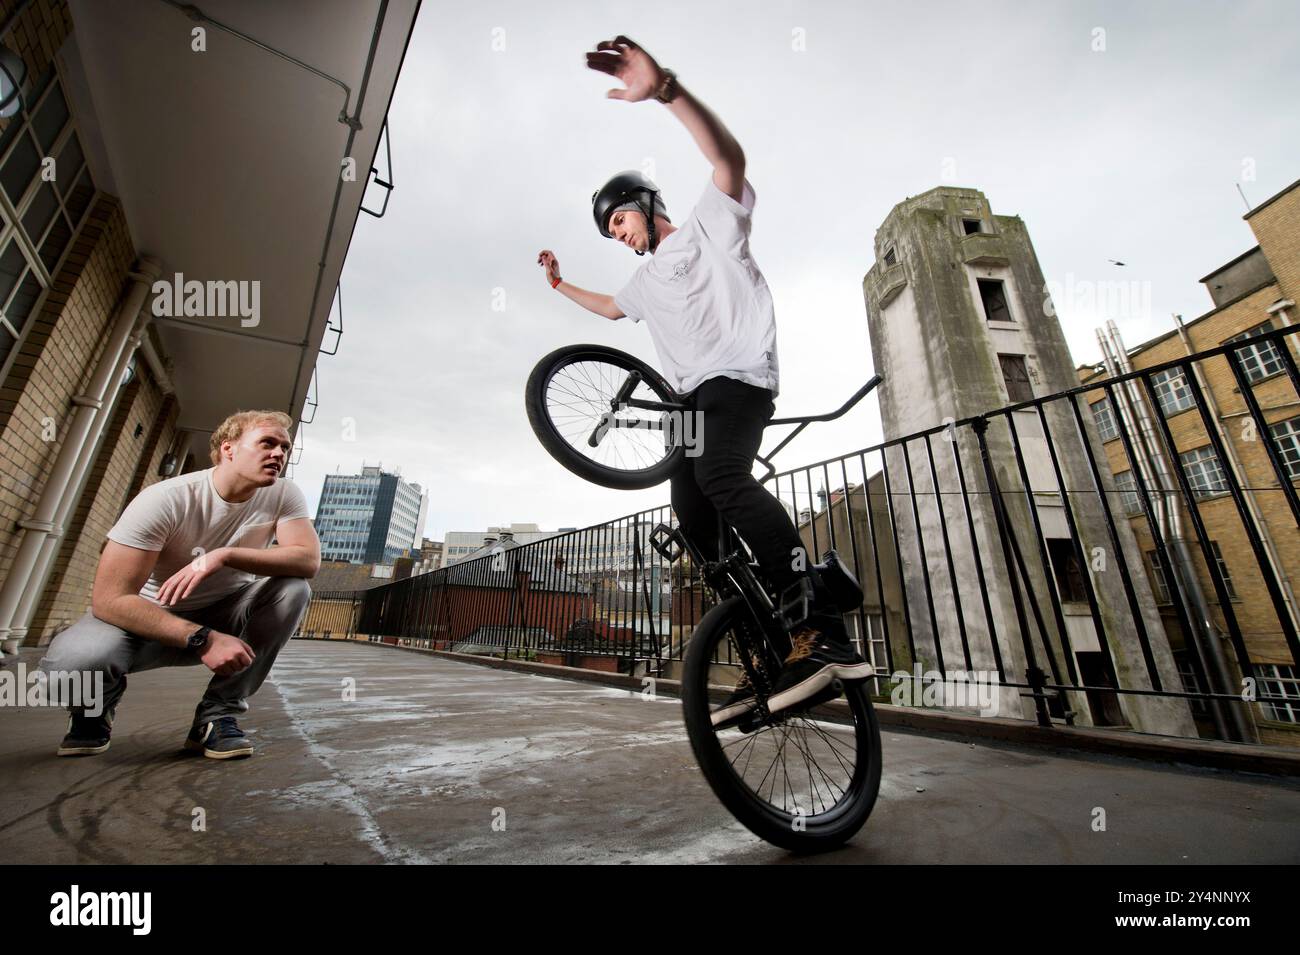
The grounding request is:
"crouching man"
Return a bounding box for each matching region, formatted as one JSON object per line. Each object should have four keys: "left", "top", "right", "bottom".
{"left": 39, "top": 409, "right": 320, "bottom": 760}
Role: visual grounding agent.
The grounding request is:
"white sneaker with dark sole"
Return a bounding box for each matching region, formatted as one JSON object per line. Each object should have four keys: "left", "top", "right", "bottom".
{"left": 766, "top": 634, "right": 874, "bottom": 718}
{"left": 711, "top": 681, "right": 759, "bottom": 728}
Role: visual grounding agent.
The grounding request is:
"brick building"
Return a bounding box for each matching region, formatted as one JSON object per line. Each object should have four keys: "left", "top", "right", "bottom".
{"left": 356, "top": 536, "right": 596, "bottom": 651}
{"left": 0, "top": 0, "right": 421, "bottom": 654}
{"left": 1078, "top": 177, "right": 1300, "bottom": 745}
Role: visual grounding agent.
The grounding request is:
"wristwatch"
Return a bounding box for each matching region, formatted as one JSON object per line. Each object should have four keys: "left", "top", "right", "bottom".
{"left": 187, "top": 626, "right": 212, "bottom": 653}
{"left": 654, "top": 69, "right": 679, "bottom": 104}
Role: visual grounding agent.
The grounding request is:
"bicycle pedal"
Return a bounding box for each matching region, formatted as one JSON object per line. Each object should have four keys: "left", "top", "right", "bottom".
{"left": 776, "top": 577, "right": 814, "bottom": 630}
{"left": 649, "top": 522, "right": 686, "bottom": 563}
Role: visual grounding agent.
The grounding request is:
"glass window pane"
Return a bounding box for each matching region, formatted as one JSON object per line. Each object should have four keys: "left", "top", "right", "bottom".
{"left": 21, "top": 181, "right": 59, "bottom": 242}
{"left": 1, "top": 133, "right": 39, "bottom": 204}
{"left": 1115, "top": 469, "right": 1142, "bottom": 515}
{"left": 4, "top": 271, "right": 42, "bottom": 334}
{"left": 1270, "top": 417, "right": 1300, "bottom": 481}
{"left": 0, "top": 237, "right": 24, "bottom": 304}
{"left": 0, "top": 325, "right": 13, "bottom": 371}
{"left": 55, "top": 133, "right": 84, "bottom": 196}
{"left": 65, "top": 167, "right": 93, "bottom": 225}
{"left": 1226, "top": 322, "right": 1284, "bottom": 383}
{"left": 38, "top": 210, "right": 71, "bottom": 271}
{"left": 1180, "top": 445, "right": 1228, "bottom": 498}
{"left": 1151, "top": 367, "right": 1194, "bottom": 416}
{"left": 32, "top": 84, "right": 69, "bottom": 153}
{"left": 1091, "top": 397, "right": 1118, "bottom": 441}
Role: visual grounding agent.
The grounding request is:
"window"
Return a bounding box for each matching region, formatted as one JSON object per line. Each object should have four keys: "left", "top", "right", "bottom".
{"left": 1172, "top": 650, "right": 1210, "bottom": 718}
{"left": 1149, "top": 366, "right": 1194, "bottom": 417}
{"left": 978, "top": 278, "right": 1012, "bottom": 323}
{"left": 1254, "top": 664, "right": 1299, "bottom": 723}
{"left": 998, "top": 353, "right": 1034, "bottom": 402}
{"left": 1114, "top": 470, "right": 1142, "bottom": 515}
{"left": 1091, "top": 396, "right": 1119, "bottom": 441}
{"left": 1224, "top": 321, "right": 1285, "bottom": 383}
{"left": 962, "top": 218, "right": 983, "bottom": 235}
{"left": 1268, "top": 416, "right": 1300, "bottom": 481}
{"left": 0, "top": 69, "right": 97, "bottom": 381}
{"left": 1047, "top": 538, "right": 1088, "bottom": 603}
{"left": 1208, "top": 540, "right": 1236, "bottom": 599}
{"left": 883, "top": 246, "right": 897, "bottom": 267}
{"left": 1147, "top": 549, "right": 1172, "bottom": 604}
{"left": 1180, "top": 445, "right": 1228, "bottom": 499}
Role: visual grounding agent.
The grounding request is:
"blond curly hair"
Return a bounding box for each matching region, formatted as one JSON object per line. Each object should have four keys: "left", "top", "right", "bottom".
{"left": 209, "top": 410, "right": 294, "bottom": 466}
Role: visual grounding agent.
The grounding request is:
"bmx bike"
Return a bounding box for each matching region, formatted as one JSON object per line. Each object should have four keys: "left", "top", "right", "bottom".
{"left": 525, "top": 343, "right": 884, "bottom": 851}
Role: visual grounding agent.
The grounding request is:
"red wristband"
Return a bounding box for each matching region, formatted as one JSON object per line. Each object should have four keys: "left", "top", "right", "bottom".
{"left": 551, "top": 276, "right": 562, "bottom": 289}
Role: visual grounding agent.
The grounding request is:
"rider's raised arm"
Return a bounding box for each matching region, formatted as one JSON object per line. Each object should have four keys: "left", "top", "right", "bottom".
{"left": 663, "top": 84, "right": 746, "bottom": 203}
{"left": 586, "top": 37, "right": 746, "bottom": 202}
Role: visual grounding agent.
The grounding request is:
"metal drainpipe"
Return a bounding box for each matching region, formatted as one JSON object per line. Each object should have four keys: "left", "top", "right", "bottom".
{"left": 1096, "top": 329, "right": 1166, "bottom": 533}
{"left": 1172, "top": 312, "right": 1299, "bottom": 637}
{"left": 1096, "top": 331, "right": 1226, "bottom": 740}
{"left": 0, "top": 257, "right": 162, "bottom": 655}
{"left": 1107, "top": 321, "right": 1183, "bottom": 538}
{"left": 9, "top": 316, "right": 148, "bottom": 644}
{"left": 1105, "top": 320, "right": 1254, "bottom": 742}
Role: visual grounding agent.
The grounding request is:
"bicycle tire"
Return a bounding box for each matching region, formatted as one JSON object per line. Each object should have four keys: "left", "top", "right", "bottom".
{"left": 680, "top": 597, "right": 882, "bottom": 852}
{"left": 525, "top": 343, "right": 687, "bottom": 491}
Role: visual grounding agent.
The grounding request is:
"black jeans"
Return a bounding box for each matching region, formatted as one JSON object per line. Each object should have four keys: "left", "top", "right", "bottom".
{"left": 671, "top": 375, "right": 813, "bottom": 599}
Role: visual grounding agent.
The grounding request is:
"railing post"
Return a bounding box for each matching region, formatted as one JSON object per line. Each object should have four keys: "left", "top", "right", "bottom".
{"left": 972, "top": 415, "right": 1053, "bottom": 728}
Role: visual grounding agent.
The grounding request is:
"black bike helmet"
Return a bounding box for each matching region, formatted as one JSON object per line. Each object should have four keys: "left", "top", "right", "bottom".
{"left": 592, "top": 170, "right": 670, "bottom": 256}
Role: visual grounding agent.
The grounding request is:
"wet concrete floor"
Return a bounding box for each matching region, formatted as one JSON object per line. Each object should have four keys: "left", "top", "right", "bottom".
{"left": 2, "top": 641, "right": 1297, "bottom": 864}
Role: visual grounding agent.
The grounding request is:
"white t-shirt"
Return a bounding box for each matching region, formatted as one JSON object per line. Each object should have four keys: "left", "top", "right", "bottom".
{"left": 614, "top": 176, "right": 780, "bottom": 396}
{"left": 106, "top": 468, "right": 311, "bottom": 612}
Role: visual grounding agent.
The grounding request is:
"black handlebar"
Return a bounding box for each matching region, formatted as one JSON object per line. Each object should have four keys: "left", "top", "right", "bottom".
{"left": 757, "top": 374, "right": 883, "bottom": 485}
{"left": 768, "top": 374, "right": 882, "bottom": 428}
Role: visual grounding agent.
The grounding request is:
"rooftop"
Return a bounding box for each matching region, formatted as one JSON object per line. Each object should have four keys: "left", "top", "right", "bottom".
{"left": 2, "top": 640, "right": 1296, "bottom": 863}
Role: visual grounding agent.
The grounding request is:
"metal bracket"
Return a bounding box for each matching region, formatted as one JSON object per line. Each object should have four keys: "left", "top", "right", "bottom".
{"left": 360, "top": 117, "right": 393, "bottom": 217}
{"left": 319, "top": 283, "right": 343, "bottom": 356}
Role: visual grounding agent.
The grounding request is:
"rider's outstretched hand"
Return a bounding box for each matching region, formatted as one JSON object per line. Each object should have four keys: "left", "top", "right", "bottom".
{"left": 586, "top": 36, "right": 665, "bottom": 102}
{"left": 537, "top": 249, "right": 561, "bottom": 286}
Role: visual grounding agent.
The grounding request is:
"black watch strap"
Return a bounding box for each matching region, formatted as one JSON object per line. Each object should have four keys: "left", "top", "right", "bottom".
{"left": 187, "top": 626, "right": 212, "bottom": 652}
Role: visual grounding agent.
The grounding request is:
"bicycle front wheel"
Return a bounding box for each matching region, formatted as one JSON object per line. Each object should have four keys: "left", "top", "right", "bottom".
{"left": 680, "top": 597, "right": 882, "bottom": 852}
{"left": 525, "top": 344, "right": 687, "bottom": 490}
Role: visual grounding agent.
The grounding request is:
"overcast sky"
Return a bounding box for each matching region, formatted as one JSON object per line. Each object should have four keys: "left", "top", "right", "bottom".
{"left": 289, "top": 0, "right": 1300, "bottom": 545}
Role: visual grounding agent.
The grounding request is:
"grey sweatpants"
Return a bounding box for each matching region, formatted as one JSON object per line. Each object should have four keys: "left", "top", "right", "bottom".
{"left": 38, "top": 576, "right": 311, "bottom": 728}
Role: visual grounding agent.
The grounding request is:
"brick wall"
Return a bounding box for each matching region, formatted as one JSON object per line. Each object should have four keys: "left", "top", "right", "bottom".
{"left": 0, "top": 194, "right": 137, "bottom": 596}
{"left": 1247, "top": 180, "right": 1300, "bottom": 304}
{"left": 1076, "top": 181, "right": 1300, "bottom": 741}
{"left": 0, "top": 1, "right": 72, "bottom": 96}
{"left": 28, "top": 358, "right": 182, "bottom": 643}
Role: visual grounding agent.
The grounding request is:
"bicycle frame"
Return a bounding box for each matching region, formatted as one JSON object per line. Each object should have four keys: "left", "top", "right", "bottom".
{"left": 643, "top": 372, "right": 884, "bottom": 689}
{"left": 603, "top": 373, "right": 883, "bottom": 481}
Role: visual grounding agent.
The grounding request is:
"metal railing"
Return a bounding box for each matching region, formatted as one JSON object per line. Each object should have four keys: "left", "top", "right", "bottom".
{"left": 303, "top": 324, "right": 1300, "bottom": 744}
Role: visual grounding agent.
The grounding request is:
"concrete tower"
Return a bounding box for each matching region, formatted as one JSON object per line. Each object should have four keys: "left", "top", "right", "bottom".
{"left": 863, "top": 187, "right": 1194, "bottom": 735}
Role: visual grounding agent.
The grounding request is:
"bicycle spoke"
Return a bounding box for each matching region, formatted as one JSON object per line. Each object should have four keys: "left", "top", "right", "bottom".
{"left": 544, "top": 357, "right": 677, "bottom": 474}
{"left": 708, "top": 627, "right": 866, "bottom": 820}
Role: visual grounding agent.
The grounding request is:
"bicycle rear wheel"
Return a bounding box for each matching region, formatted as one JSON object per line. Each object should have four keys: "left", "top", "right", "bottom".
{"left": 680, "top": 597, "right": 882, "bottom": 852}
{"left": 525, "top": 343, "right": 687, "bottom": 490}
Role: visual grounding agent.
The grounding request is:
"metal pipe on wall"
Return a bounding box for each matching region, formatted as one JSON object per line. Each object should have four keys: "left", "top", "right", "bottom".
{"left": 1102, "top": 320, "right": 1254, "bottom": 742}
{"left": 9, "top": 317, "right": 149, "bottom": 644}
{"left": 0, "top": 257, "right": 162, "bottom": 655}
